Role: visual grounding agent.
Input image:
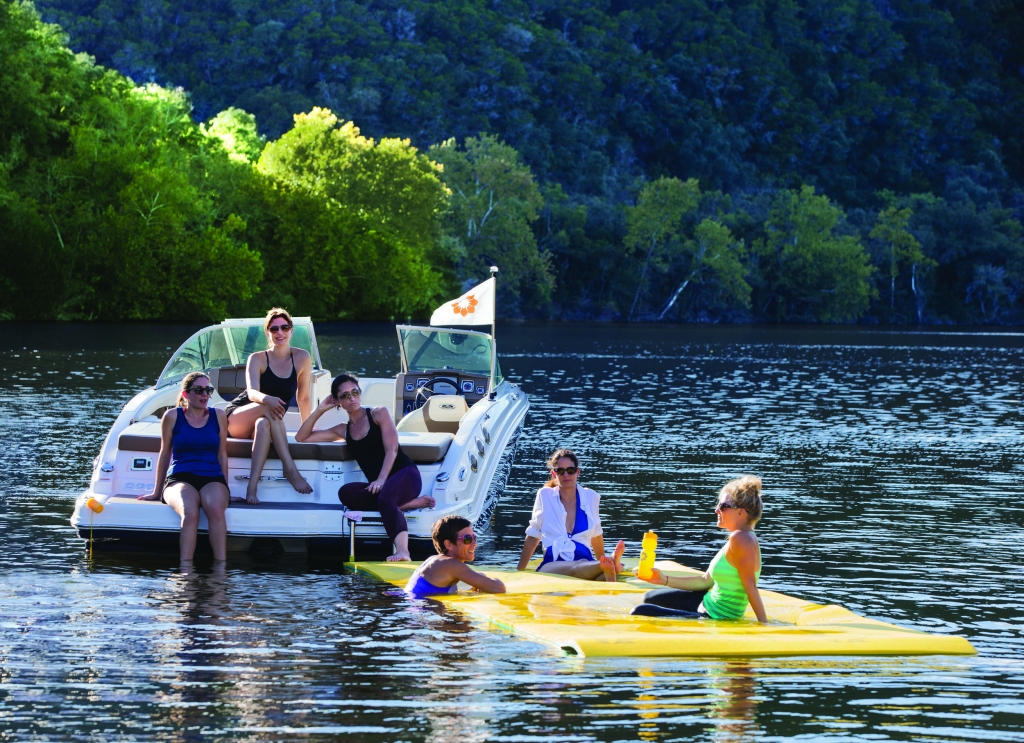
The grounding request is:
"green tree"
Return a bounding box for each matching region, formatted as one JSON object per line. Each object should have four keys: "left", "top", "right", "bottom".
{"left": 429, "top": 134, "right": 553, "bottom": 315}
{"left": 869, "top": 201, "right": 933, "bottom": 321}
{"left": 657, "top": 219, "right": 750, "bottom": 321}
{"left": 757, "top": 186, "right": 875, "bottom": 322}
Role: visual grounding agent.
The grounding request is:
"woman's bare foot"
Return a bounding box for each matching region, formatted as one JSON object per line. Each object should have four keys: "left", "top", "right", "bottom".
{"left": 612, "top": 539, "right": 627, "bottom": 573}
{"left": 285, "top": 468, "right": 313, "bottom": 494}
{"left": 400, "top": 496, "right": 435, "bottom": 511}
{"left": 386, "top": 551, "right": 412, "bottom": 562}
{"left": 245, "top": 488, "right": 260, "bottom": 505}
{"left": 599, "top": 555, "right": 618, "bottom": 583}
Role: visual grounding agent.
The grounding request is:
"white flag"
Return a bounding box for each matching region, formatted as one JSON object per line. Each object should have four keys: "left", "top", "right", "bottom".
{"left": 430, "top": 278, "right": 495, "bottom": 327}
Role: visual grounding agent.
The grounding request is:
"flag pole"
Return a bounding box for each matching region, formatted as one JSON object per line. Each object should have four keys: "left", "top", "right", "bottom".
{"left": 489, "top": 266, "right": 498, "bottom": 397}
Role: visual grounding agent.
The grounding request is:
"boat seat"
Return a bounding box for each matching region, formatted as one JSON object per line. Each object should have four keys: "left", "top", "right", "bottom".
{"left": 215, "top": 364, "right": 248, "bottom": 398}
{"left": 395, "top": 395, "right": 468, "bottom": 434}
{"left": 117, "top": 423, "right": 453, "bottom": 463}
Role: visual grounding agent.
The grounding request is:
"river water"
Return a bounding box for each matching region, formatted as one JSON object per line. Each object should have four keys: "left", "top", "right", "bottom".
{"left": 1, "top": 322, "right": 1022, "bottom": 742}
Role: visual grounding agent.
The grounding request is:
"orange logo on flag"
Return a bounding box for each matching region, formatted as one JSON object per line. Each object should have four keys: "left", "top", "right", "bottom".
{"left": 451, "top": 295, "right": 478, "bottom": 317}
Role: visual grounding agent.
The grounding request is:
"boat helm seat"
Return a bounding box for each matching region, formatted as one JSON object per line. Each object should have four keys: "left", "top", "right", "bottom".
{"left": 215, "top": 364, "right": 248, "bottom": 398}
{"left": 396, "top": 395, "right": 468, "bottom": 434}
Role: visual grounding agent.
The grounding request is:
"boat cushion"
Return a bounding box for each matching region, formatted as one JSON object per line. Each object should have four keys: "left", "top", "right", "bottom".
{"left": 422, "top": 395, "right": 468, "bottom": 434}
{"left": 117, "top": 424, "right": 452, "bottom": 463}
{"left": 216, "top": 364, "right": 248, "bottom": 397}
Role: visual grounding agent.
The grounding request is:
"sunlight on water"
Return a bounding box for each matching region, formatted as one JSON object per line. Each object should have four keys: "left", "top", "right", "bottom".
{"left": 1, "top": 322, "right": 1022, "bottom": 741}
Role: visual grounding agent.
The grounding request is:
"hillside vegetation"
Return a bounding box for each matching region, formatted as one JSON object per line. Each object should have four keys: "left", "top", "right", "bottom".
{"left": 5, "top": 0, "right": 1024, "bottom": 322}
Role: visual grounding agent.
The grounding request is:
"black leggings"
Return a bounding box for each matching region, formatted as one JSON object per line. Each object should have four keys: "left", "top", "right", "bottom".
{"left": 642, "top": 588, "right": 709, "bottom": 616}
{"left": 337, "top": 465, "right": 422, "bottom": 542}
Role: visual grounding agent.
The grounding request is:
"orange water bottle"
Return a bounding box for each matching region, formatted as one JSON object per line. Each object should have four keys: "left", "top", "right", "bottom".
{"left": 637, "top": 530, "right": 657, "bottom": 580}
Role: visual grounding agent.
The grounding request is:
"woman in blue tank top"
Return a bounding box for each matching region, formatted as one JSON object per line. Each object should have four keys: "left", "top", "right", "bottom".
{"left": 224, "top": 308, "right": 314, "bottom": 504}
{"left": 137, "top": 371, "right": 230, "bottom": 563}
{"left": 404, "top": 515, "right": 505, "bottom": 598}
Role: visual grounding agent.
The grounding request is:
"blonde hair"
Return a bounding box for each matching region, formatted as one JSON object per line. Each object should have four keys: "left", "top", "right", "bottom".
{"left": 178, "top": 371, "right": 210, "bottom": 408}
{"left": 263, "top": 307, "right": 293, "bottom": 349}
{"left": 719, "top": 475, "right": 763, "bottom": 526}
{"left": 545, "top": 448, "right": 579, "bottom": 487}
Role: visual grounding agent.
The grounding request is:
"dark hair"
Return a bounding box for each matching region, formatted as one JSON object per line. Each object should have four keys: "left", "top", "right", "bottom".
{"left": 330, "top": 373, "right": 360, "bottom": 399}
{"left": 432, "top": 515, "right": 472, "bottom": 555}
{"left": 178, "top": 371, "right": 210, "bottom": 408}
{"left": 545, "top": 448, "right": 580, "bottom": 487}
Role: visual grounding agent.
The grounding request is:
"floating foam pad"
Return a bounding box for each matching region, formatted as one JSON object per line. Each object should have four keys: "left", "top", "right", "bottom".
{"left": 354, "top": 560, "right": 976, "bottom": 658}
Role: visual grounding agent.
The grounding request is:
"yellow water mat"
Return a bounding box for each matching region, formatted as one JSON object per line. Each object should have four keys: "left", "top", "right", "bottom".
{"left": 353, "top": 559, "right": 976, "bottom": 658}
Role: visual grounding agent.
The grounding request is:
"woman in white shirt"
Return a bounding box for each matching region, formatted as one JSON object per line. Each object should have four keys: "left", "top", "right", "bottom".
{"left": 516, "top": 448, "right": 625, "bottom": 581}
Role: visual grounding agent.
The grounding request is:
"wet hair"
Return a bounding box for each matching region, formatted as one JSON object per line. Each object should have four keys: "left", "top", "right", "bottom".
{"left": 330, "top": 373, "right": 360, "bottom": 399}
{"left": 178, "top": 371, "right": 210, "bottom": 408}
{"left": 432, "top": 515, "right": 472, "bottom": 555}
{"left": 263, "top": 307, "right": 293, "bottom": 349}
{"left": 545, "top": 448, "right": 580, "bottom": 487}
{"left": 719, "top": 475, "right": 763, "bottom": 526}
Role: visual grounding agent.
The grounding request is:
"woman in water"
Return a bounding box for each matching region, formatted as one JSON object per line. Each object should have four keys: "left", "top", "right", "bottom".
{"left": 225, "top": 308, "right": 313, "bottom": 503}
{"left": 405, "top": 515, "right": 506, "bottom": 597}
{"left": 516, "top": 448, "right": 625, "bottom": 581}
{"left": 295, "top": 373, "right": 433, "bottom": 561}
{"left": 633, "top": 475, "right": 767, "bottom": 623}
{"left": 137, "top": 371, "right": 230, "bottom": 563}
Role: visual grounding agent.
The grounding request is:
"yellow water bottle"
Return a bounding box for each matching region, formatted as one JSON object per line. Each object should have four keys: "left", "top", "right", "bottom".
{"left": 637, "top": 530, "right": 657, "bottom": 580}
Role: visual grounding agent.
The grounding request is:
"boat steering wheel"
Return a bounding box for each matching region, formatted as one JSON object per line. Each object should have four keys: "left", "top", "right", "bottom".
{"left": 415, "top": 378, "right": 463, "bottom": 408}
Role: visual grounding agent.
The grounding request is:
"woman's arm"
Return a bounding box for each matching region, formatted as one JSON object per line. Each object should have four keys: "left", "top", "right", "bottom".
{"left": 516, "top": 536, "right": 541, "bottom": 570}
{"left": 137, "top": 410, "right": 175, "bottom": 500}
{"left": 729, "top": 532, "right": 768, "bottom": 623}
{"left": 295, "top": 351, "right": 312, "bottom": 421}
{"left": 216, "top": 409, "right": 229, "bottom": 481}
{"left": 245, "top": 353, "right": 286, "bottom": 419}
{"left": 369, "top": 407, "right": 400, "bottom": 494}
{"left": 643, "top": 566, "right": 715, "bottom": 591}
{"left": 294, "top": 397, "right": 344, "bottom": 443}
{"left": 590, "top": 534, "right": 606, "bottom": 559}
{"left": 451, "top": 562, "right": 506, "bottom": 594}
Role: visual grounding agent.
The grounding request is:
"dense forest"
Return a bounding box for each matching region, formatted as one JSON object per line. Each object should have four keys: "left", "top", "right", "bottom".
{"left": 3, "top": 0, "right": 1024, "bottom": 323}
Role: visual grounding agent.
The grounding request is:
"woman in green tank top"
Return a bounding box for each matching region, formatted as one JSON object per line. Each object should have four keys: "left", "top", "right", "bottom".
{"left": 633, "top": 476, "right": 767, "bottom": 623}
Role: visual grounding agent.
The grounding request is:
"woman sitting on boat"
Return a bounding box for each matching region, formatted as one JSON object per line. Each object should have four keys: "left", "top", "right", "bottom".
{"left": 633, "top": 475, "right": 767, "bottom": 623}
{"left": 295, "top": 373, "right": 433, "bottom": 562}
{"left": 405, "top": 515, "right": 506, "bottom": 598}
{"left": 225, "top": 308, "right": 313, "bottom": 503}
{"left": 516, "top": 448, "right": 625, "bottom": 581}
{"left": 136, "top": 372, "right": 230, "bottom": 563}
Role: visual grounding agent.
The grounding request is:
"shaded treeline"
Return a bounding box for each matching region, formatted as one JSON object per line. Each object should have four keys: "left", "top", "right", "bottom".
{"left": 5, "top": 0, "right": 1024, "bottom": 322}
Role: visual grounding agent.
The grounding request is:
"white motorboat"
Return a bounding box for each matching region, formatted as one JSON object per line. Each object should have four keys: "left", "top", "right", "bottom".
{"left": 70, "top": 317, "right": 528, "bottom": 557}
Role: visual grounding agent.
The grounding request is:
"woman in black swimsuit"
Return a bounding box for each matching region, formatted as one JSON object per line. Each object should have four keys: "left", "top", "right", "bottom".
{"left": 225, "top": 308, "right": 313, "bottom": 503}
{"left": 296, "top": 374, "right": 434, "bottom": 561}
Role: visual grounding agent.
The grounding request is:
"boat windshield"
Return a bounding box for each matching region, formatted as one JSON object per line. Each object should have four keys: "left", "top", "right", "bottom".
{"left": 156, "top": 320, "right": 320, "bottom": 388}
{"left": 398, "top": 326, "right": 496, "bottom": 377}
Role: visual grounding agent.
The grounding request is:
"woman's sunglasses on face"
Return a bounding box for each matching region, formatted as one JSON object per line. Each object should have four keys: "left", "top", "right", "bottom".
{"left": 335, "top": 388, "right": 361, "bottom": 401}
{"left": 716, "top": 501, "right": 741, "bottom": 512}
{"left": 553, "top": 466, "right": 579, "bottom": 476}
{"left": 188, "top": 386, "right": 215, "bottom": 396}
{"left": 268, "top": 323, "right": 292, "bottom": 333}
{"left": 456, "top": 533, "right": 476, "bottom": 545}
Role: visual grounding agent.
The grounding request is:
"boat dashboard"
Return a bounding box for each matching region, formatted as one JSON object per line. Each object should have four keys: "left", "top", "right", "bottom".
{"left": 397, "top": 368, "right": 490, "bottom": 417}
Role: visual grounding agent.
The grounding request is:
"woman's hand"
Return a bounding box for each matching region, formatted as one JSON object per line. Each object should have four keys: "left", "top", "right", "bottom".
{"left": 367, "top": 477, "right": 387, "bottom": 494}
{"left": 136, "top": 491, "right": 161, "bottom": 501}
{"left": 641, "top": 567, "right": 667, "bottom": 586}
{"left": 263, "top": 395, "right": 287, "bottom": 419}
{"left": 317, "top": 395, "right": 338, "bottom": 412}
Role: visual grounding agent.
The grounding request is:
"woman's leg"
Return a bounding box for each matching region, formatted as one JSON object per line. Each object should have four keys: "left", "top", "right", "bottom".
{"left": 163, "top": 482, "right": 202, "bottom": 563}
{"left": 229, "top": 402, "right": 311, "bottom": 497}
{"left": 538, "top": 559, "right": 607, "bottom": 580}
{"left": 376, "top": 467, "right": 421, "bottom": 562}
{"left": 338, "top": 481, "right": 378, "bottom": 511}
{"left": 199, "top": 481, "right": 231, "bottom": 561}
{"left": 642, "top": 588, "right": 708, "bottom": 612}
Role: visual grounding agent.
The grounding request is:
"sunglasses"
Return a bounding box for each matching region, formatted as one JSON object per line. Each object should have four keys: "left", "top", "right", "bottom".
{"left": 553, "top": 466, "right": 579, "bottom": 476}
{"left": 335, "top": 388, "right": 361, "bottom": 401}
{"left": 268, "top": 323, "right": 293, "bottom": 333}
{"left": 455, "top": 533, "right": 477, "bottom": 545}
{"left": 188, "top": 385, "right": 215, "bottom": 395}
{"left": 716, "top": 501, "right": 742, "bottom": 511}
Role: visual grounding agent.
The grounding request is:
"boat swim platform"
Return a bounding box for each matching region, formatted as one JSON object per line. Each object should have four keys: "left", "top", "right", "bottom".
{"left": 353, "top": 559, "right": 976, "bottom": 658}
